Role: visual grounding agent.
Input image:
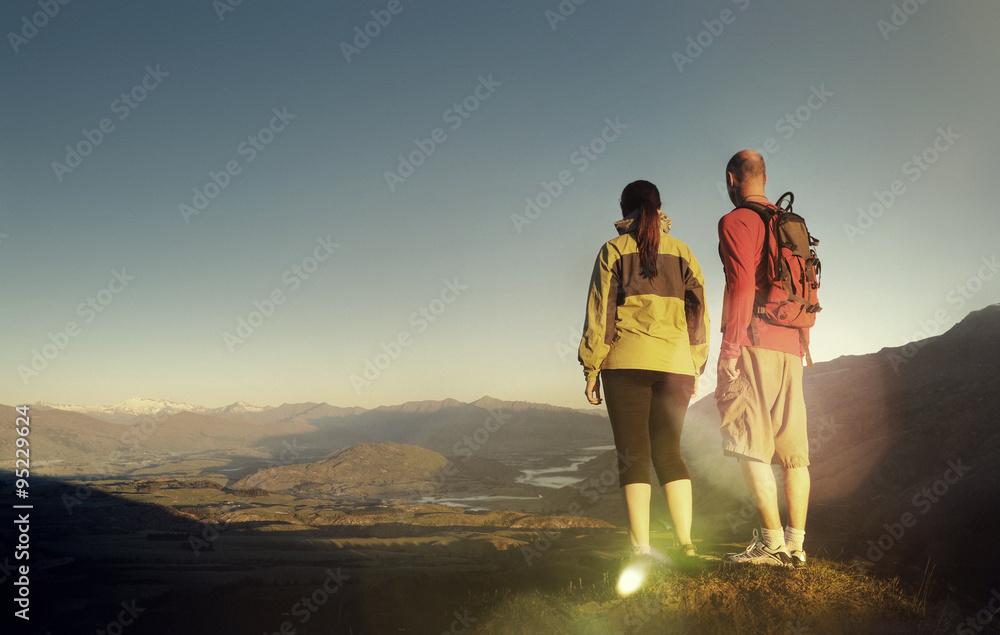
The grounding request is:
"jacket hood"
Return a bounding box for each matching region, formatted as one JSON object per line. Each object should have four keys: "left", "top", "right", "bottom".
{"left": 614, "top": 208, "right": 672, "bottom": 236}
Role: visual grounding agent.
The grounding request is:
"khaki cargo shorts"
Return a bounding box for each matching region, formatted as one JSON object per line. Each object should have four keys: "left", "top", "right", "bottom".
{"left": 715, "top": 346, "right": 809, "bottom": 468}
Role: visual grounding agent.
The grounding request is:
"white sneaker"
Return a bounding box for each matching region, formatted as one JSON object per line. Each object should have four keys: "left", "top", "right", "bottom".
{"left": 724, "top": 530, "right": 794, "bottom": 567}
{"left": 789, "top": 549, "right": 807, "bottom": 568}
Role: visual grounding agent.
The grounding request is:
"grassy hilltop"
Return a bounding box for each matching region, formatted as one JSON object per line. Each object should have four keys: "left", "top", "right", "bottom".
{"left": 469, "top": 556, "right": 932, "bottom": 635}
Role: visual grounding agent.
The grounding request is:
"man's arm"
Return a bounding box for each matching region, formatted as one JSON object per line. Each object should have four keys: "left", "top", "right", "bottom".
{"left": 718, "top": 210, "right": 762, "bottom": 361}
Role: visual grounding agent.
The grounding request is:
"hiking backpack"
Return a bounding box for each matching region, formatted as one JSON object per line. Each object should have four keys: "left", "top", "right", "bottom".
{"left": 740, "top": 192, "right": 822, "bottom": 365}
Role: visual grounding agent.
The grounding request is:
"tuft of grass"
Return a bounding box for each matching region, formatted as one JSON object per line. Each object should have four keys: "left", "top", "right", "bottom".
{"left": 470, "top": 557, "right": 930, "bottom": 634}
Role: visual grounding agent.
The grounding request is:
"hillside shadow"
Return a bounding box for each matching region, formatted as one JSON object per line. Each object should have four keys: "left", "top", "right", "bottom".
{"left": 677, "top": 327, "right": 1000, "bottom": 604}
{"left": 0, "top": 473, "right": 626, "bottom": 635}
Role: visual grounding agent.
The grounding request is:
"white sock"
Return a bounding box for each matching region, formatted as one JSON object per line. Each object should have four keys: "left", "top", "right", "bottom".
{"left": 631, "top": 544, "right": 650, "bottom": 556}
{"left": 785, "top": 526, "right": 805, "bottom": 553}
{"left": 761, "top": 527, "right": 786, "bottom": 551}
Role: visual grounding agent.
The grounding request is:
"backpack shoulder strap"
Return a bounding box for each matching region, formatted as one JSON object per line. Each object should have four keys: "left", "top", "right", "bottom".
{"left": 738, "top": 199, "right": 778, "bottom": 223}
{"left": 732, "top": 201, "right": 776, "bottom": 344}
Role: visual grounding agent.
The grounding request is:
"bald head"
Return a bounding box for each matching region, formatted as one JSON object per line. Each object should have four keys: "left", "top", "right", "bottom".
{"left": 725, "top": 150, "right": 767, "bottom": 206}
{"left": 726, "top": 150, "right": 766, "bottom": 185}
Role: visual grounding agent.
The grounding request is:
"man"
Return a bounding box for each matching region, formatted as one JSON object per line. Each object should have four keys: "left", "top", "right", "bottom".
{"left": 716, "top": 150, "right": 810, "bottom": 568}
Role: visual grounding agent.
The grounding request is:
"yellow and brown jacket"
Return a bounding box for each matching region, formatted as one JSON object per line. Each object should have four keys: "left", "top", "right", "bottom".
{"left": 578, "top": 210, "right": 710, "bottom": 381}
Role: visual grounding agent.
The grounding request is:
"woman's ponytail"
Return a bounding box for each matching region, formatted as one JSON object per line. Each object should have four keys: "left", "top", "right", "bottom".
{"left": 620, "top": 180, "right": 662, "bottom": 279}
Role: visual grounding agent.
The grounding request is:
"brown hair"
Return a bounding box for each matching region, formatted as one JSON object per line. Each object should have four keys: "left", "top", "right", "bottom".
{"left": 620, "top": 180, "right": 662, "bottom": 278}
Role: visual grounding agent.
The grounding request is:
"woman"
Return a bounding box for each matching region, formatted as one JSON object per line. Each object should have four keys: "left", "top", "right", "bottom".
{"left": 578, "top": 180, "right": 709, "bottom": 578}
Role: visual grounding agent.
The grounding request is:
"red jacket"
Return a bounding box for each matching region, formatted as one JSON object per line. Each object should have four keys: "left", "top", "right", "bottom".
{"left": 718, "top": 206, "right": 807, "bottom": 360}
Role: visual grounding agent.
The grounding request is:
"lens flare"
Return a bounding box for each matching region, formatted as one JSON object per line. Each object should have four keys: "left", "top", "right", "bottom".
{"left": 616, "top": 562, "right": 647, "bottom": 597}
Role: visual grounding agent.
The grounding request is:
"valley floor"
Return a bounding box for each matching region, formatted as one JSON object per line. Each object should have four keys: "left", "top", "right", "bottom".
{"left": 16, "top": 478, "right": 989, "bottom": 635}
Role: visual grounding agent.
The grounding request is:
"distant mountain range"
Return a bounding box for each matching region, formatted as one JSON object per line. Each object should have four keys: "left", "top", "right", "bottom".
{"left": 30, "top": 395, "right": 600, "bottom": 425}
{"left": 2, "top": 395, "right": 613, "bottom": 477}
{"left": 31, "top": 396, "right": 361, "bottom": 425}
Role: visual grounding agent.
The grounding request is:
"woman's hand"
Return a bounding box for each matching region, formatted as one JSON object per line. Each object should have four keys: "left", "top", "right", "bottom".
{"left": 585, "top": 378, "right": 602, "bottom": 405}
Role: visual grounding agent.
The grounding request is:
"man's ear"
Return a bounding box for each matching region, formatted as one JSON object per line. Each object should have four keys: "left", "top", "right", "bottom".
{"left": 763, "top": 173, "right": 767, "bottom": 187}
{"left": 726, "top": 172, "right": 735, "bottom": 188}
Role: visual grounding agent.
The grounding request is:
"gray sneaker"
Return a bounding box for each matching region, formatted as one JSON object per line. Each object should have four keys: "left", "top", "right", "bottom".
{"left": 724, "top": 530, "right": 794, "bottom": 567}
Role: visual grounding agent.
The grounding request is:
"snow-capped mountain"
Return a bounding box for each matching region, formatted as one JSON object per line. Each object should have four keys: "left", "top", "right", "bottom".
{"left": 213, "top": 400, "right": 269, "bottom": 416}
{"left": 34, "top": 397, "right": 206, "bottom": 424}
{"left": 31, "top": 398, "right": 363, "bottom": 425}
{"left": 26, "top": 394, "right": 600, "bottom": 426}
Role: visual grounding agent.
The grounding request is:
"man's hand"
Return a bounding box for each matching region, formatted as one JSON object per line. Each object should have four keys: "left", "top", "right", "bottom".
{"left": 718, "top": 356, "right": 741, "bottom": 382}
{"left": 585, "top": 378, "right": 602, "bottom": 405}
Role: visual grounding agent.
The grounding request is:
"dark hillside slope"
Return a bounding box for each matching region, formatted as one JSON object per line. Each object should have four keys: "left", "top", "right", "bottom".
{"left": 559, "top": 305, "right": 1000, "bottom": 597}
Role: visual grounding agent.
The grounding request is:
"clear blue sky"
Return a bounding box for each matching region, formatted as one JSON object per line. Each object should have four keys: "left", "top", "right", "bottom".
{"left": 2, "top": 0, "right": 998, "bottom": 409}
